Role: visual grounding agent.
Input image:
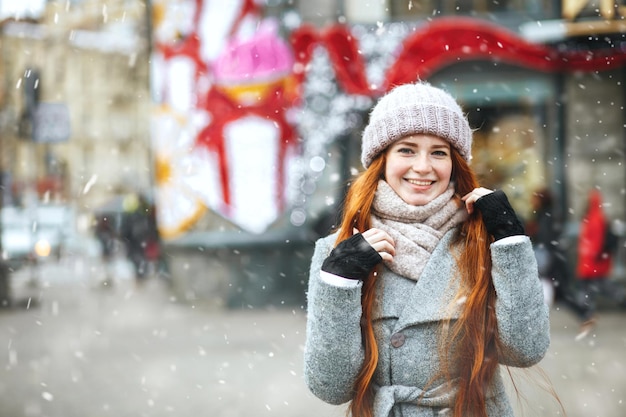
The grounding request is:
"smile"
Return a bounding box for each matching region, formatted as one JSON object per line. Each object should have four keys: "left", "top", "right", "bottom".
{"left": 406, "top": 179, "right": 434, "bottom": 186}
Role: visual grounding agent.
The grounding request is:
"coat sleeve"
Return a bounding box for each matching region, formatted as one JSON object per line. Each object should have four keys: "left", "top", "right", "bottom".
{"left": 303, "top": 235, "right": 365, "bottom": 405}
{"left": 490, "top": 236, "right": 551, "bottom": 367}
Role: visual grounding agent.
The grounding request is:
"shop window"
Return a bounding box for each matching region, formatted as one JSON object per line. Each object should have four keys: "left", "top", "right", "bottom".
{"left": 389, "top": 0, "right": 436, "bottom": 17}
{"left": 469, "top": 107, "right": 548, "bottom": 222}
{"left": 388, "top": 0, "right": 554, "bottom": 18}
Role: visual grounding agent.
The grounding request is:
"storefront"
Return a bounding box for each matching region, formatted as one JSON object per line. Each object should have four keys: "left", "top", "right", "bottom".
{"left": 152, "top": 1, "right": 626, "bottom": 306}
{"left": 294, "top": 16, "right": 626, "bottom": 294}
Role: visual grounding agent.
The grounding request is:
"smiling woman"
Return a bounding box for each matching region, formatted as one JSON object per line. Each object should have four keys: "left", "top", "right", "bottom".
{"left": 304, "top": 82, "right": 552, "bottom": 417}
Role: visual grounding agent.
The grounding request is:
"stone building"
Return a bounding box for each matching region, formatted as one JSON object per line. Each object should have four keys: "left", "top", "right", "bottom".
{"left": 0, "top": 0, "right": 151, "bottom": 212}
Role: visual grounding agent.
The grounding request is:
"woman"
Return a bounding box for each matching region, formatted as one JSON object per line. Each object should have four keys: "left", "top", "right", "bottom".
{"left": 304, "top": 82, "right": 550, "bottom": 417}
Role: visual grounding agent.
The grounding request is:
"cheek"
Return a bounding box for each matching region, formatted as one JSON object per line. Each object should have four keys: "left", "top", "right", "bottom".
{"left": 437, "top": 162, "right": 453, "bottom": 181}
{"left": 384, "top": 160, "right": 401, "bottom": 180}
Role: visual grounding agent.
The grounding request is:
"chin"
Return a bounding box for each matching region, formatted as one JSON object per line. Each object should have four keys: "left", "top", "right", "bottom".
{"left": 404, "top": 196, "right": 430, "bottom": 206}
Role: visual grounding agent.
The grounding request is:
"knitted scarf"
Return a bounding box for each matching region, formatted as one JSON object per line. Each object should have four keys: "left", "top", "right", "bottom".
{"left": 371, "top": 180, "right": 467, "bottom": 281}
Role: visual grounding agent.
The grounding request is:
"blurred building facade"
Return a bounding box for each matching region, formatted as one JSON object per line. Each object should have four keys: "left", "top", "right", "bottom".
{"left": 1, "top": 0, "right": 626, "bottom": 307}
{"left": 0, "top": 0, "right": 151, "bottom": 211}
{"left": 295, "top": 0, "right": 626, "bottom": 223}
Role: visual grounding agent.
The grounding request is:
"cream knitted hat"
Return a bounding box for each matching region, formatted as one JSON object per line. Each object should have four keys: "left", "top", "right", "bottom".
{"left": 361, "top": 82, "right": 472, "bottom": 168}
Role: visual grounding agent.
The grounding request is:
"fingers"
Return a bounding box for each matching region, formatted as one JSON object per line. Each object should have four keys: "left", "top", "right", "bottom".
{"left": 361, "top": 228, "right": 396, "bottom": 262}
{"left": 461, "top": 187, "right": 493, "bottom": 214}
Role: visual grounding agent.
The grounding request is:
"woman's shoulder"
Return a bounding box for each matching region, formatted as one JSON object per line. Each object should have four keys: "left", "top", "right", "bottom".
{"left": 311, "top": 232, "right": 339, "bottom": 261}
{"left": 316, "top": 231, "right": 339, "bottom": 247}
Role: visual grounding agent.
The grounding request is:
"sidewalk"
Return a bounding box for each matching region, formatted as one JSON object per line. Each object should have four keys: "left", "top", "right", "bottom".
{"left": 0, "top": 269, "right": 339, "bottom": 417}
{"left": 0, "top": 259, "right": 624, "bottom": 417}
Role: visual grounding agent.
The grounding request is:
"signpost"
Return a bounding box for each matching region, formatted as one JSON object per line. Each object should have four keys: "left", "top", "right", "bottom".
{"left": 32, "top": 102, "right": 71, "bottom": 143}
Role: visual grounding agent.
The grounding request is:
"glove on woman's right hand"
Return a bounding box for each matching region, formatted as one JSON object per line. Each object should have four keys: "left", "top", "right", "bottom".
{"left": 321, "top": 233, "right": 383, "bottom": 281}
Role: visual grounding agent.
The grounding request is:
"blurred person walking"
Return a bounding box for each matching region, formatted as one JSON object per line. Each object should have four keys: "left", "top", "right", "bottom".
{"left": 526, "top": 187, "right": 565, "bottom": 307}
{"left": 121, "top": 193, "right": 162, "bottom": 285}
{"left": 304, "top": 82, "right": 551, "bottom": 417}
{"left": 94, "top": 214, "right": 118, "bottom": 287}
{"left": 573, "top": 189, "right": 626, "bottom": 339}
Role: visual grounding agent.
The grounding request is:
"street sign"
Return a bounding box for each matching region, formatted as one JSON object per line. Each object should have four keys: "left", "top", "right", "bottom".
{"left": 32, "top": 102, "right": 71, "bottom": 143}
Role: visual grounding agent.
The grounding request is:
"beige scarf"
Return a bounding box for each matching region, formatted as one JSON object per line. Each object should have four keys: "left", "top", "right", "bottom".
{"left": 371, "top": 180, "right": 467, "bottom": 281}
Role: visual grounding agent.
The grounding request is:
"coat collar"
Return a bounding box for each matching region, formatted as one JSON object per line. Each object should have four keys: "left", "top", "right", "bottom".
{"left": 375, "top": 230, "right": 463, "bottom": 329}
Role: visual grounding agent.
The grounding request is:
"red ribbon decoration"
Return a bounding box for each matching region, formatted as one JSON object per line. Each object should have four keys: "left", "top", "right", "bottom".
{"left": 290, "top": 17, "right": 626, "bottom": 99}
{"left": 195, "top": 86, "right": 298, "bottom": 212}
{"left": 386, "top": 17, "right": 626, "bottom": 87}
{"left": 289, "top": 23, "right": 373, "bottom": 100}
{"left": 155, "top": 34, "right": 208, "bottom": 106}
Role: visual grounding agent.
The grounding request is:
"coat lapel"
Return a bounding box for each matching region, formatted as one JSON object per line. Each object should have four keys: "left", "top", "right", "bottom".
{"left": 393, "top": 231, "right": 462, "bottom": 330}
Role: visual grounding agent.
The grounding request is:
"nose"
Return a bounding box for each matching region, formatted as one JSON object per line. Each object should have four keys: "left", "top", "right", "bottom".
{"left": 411, "top": 152, "right": 432, "bottom": 173}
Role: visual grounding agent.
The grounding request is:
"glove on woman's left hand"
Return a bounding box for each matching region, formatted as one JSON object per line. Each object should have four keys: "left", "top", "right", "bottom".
{"left": 474, "top": 190, "right": 525, "bottom": 241}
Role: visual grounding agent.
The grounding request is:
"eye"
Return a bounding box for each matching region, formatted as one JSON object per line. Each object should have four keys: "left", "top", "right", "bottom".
{"left": 398, "top": 147, "right": 414, "bottom": 154}
{"left": 432, "top": 149, "right": 449, "bottom": 157}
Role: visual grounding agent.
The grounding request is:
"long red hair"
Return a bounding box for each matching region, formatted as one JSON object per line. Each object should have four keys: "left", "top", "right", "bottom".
{"left": 336, "top": 149, "right": 499, "bottom": 417}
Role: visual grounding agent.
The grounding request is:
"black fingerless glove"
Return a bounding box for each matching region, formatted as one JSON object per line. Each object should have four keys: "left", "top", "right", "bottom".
{"left": 474, "top": 190, "right": 525, "bottom": 241}
{"left": 321, "top": 233, "right": 383, "bottom": 281}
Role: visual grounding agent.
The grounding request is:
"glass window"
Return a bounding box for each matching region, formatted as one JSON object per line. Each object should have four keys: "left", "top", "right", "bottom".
{"left": 387, "top": 0, "right": 557, "bottom": 18}
{"left": 389, "top": 0, "right": 437, "bottom": 17}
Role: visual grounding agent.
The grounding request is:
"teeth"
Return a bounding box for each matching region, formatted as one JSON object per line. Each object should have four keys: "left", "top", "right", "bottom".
{"left": 407, "top": 179, "right": 432, "bottom": 186}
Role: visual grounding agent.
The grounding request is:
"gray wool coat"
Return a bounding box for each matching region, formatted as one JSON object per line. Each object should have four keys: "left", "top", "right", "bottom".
{"left": 304, "top": 230, "right": 550, "bottom": 417}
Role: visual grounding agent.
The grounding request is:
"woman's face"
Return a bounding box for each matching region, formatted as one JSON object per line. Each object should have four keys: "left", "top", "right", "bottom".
{"left": 384, "top": 134, "right": 453, "bottom": 206}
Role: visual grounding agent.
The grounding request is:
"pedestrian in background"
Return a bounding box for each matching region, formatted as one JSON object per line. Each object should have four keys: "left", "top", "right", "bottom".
{"left": 526, "top": 187, "right": 563, "bottom": 307}
{"left": 304, "top": 82, "right": 550, "bottom": 417}
{"left": 574, "top": 189, "right": 626, "bottom": 338}
{"left": 94, "top": 214, "right": 117, "bottom": 287}
{"left": 121, "top": 193, "right": 161, "bottom": 284}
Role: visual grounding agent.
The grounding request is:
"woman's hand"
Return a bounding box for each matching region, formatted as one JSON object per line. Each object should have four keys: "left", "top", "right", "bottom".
{"left": 463, "top": 189, "right": 525, "bottom": 240}
{"left": 321, "top": 228, "right": 394, "bottom": 281}
{"left": 358, "top": 228, "right": 396, "bottom": 262}
{"left": 461, "top": 187, "right": 494, "bottom": 214}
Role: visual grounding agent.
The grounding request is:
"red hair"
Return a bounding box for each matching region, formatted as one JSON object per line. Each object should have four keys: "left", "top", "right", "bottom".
{"left": 336, "top": 149, "right": 498, "bottom": 417}
{"left": 336, "top": 155, "right": 386, "bottom": 417}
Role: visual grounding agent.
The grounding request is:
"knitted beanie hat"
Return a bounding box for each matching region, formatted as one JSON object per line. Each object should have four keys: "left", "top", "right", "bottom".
{"left": 361, "top": 82, "right": 472, "bottom": 168}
